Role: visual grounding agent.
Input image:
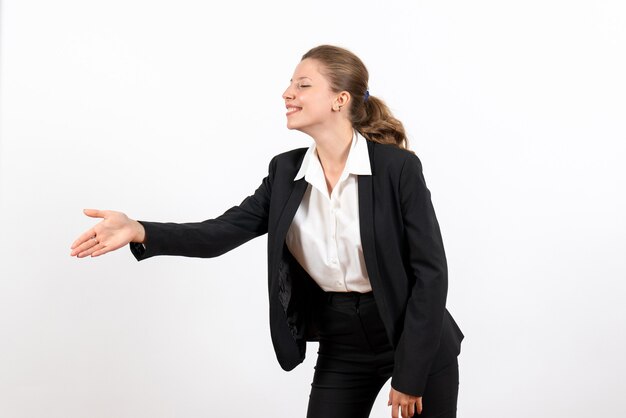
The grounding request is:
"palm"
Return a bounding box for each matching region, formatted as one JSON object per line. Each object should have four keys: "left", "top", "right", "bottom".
{"left": 70, "top": 209, "right": 143, "bottom": 258}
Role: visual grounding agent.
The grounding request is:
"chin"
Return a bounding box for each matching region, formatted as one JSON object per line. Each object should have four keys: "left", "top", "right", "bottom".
{"left": 286, "top": 120, "right": 303, "bottom": 131}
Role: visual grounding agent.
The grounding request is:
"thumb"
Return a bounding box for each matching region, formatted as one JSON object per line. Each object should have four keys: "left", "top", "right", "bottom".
{"left": 83, "top": 208, "right": 104, "bottom": 219}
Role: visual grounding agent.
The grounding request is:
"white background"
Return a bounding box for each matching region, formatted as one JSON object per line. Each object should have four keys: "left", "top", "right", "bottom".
{"left": 1, "top": 1, "right": 625, "bottom": 417}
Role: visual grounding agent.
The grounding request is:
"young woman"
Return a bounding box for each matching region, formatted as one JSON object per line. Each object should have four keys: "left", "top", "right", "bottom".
{"left": 70, "top": 45, "right": 464, "bottom": 418}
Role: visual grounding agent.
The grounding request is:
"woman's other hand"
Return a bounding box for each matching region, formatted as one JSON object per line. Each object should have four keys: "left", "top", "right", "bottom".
{"left": 70, "top": 209, "right": 145, "bottom": 258}
{"left": 388, "top": 387, "right": 422, "bottom": 418}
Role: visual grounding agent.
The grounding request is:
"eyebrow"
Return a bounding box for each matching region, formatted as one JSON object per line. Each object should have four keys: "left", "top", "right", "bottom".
{"left": 290, "top": 76, "right": 313, "bottom": 82}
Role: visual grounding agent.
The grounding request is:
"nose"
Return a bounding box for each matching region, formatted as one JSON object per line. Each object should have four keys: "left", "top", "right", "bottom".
{"left": 282, "top": 84, "right": 295, "bottom": 101}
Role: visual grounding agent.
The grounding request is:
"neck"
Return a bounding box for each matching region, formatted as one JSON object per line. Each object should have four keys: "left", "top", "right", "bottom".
{"left": 309, "top": 122, "right": 355, "bottom": 173}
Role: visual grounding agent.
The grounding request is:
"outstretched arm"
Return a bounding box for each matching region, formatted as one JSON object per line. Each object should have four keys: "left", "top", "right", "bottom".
{"left": 70, "top": 155, "right": 276, "bottom": 260}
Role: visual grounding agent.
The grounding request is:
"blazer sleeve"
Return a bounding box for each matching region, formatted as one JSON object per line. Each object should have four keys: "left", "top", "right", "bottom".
{"left": 390, "top": 153, "right": 449, "bottom": 397}
{"left": 129, "top": 156, "right": 277, "bottom": 261}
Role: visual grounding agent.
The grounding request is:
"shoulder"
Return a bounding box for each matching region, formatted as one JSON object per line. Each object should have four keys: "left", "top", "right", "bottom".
{"left": 368, "top": 141, "right": 422, "bottom": 178}
{"left": 266, "top": 146, "right": 309, "bottom": 176}
{"left": 272, "top": 147, "right": 309, "bottom": 162}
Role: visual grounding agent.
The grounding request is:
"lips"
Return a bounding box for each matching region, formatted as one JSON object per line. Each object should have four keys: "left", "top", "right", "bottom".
{"left": 286, "top": 106, "right": 302, "bottom": 116}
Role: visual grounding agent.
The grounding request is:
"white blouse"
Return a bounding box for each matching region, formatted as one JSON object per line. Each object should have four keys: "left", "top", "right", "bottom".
{"left": 285, "top": 131, "right": 373, "bottom": 293}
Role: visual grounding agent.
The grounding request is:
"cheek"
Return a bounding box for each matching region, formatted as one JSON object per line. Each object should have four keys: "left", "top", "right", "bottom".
{"left": 307, "top": 94, "right": 331, "bottom": 114}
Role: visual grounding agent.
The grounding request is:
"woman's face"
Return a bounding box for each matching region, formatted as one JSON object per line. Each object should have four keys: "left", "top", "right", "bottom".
{"left": 282, "top": 58, "right": 338, "bottom": 135}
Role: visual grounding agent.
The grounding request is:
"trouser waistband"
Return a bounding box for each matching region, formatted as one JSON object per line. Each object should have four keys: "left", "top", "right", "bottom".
{"left": 317, "top": 291, "right": 375, "bottom": 308}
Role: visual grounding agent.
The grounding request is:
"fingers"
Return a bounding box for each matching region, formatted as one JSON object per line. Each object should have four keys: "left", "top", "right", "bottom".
{"left": 401, "top": 402, "right": 416, "bottom": 418}
{"left": 71, "top": 228, "right": 97, "bottom": 251}
{"left": 90, "top": 246, "right": 110, "bottom": 257}
{"left": 83, "top": 208, "right": 105, "bottom": 219}
{"left": 390, "top": 388, "right": 399, "bottom": 418}
{"left": 70, "top": 209, "right": 105, "bottom": 251}
{"left": 71, "top": 236, "right": 100, "bottom": 258}
{"left": 88, "top": 242, "right": 110, "bottom": 258}
{"left": 392, "top": 404, "right": 399, "bottom": 418}
{"left": 80, "top": 242, "right": 104, "bottom": 258}
{"left": 73, "top": 237, "right": 120, "bottom": 258}
{"left": 76, "top": 240, "right": 112, "bottom": 258}
{"left": 70, "top": 209, "right": 107, "bottom": 253}
{"left": 391, "top": 403, "right": 413, "bottom": 418}
{"left": 389, "top": 388, "right": 422, "bottom": 418}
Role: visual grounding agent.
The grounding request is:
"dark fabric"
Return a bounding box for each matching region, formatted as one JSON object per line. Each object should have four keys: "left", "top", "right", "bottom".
{"left": 130, "top": 140, "right": 464, "bottom": 396}
{"left": 307, "top": 291, "right": 458, "bottom": 418}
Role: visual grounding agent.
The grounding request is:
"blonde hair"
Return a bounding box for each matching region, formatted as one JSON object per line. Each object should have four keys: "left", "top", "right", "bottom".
{"left": 302, "top": 45, "right": 409, "bottom": 150}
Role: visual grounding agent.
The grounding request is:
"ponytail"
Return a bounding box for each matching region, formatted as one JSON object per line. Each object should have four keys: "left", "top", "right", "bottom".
{"left": 354, "top": 95, "right": 409, "bottom": 151}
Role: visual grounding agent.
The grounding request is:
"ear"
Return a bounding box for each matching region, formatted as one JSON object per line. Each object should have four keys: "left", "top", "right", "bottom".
{"left": 332, "top": 91, "right": 351, "bottom": 112}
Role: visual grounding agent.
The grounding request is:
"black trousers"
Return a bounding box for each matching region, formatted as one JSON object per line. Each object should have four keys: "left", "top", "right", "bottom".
{"left": 306, "top": 291, "right": 459, "bottom": 418}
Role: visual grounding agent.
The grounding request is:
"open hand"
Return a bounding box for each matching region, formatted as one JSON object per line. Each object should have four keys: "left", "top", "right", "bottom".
{"left": 388, "top": 387, "right": 422, "bottom": 418}
{"left": 70, "top": 209, "right": 145, "bottom": 258}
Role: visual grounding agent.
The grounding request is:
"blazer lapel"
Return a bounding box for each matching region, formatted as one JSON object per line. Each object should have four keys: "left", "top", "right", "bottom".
{"left": 275, "top": 178, "right": 308, "bottom": 248}
{"left": 267, "top": 177, "right": 307, "bottom": 316}
{"left": 270, "top": 178, "right": 308, "bottom": 292}
{"left": 358, "top": 176, "right": 385, "bottom": 295}
{"left": 359, "top": 139, "right": 381, "bottom": 293}
{"left": 358, "top": 142, "right": 393, "bottom": 339}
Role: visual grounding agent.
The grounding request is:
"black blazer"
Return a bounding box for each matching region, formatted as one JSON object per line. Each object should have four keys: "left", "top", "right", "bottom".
{"left": 130, "top": 139, "right": 464, "bottom": 396}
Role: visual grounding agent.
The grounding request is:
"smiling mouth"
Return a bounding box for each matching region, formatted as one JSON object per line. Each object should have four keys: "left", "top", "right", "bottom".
{"left": 286, "top": 106, "right": 302, "bottom": 116}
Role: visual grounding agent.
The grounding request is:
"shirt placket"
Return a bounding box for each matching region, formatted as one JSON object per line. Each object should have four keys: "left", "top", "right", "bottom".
{"left": 328, "top": 187, "right": 345, "bottom": 291}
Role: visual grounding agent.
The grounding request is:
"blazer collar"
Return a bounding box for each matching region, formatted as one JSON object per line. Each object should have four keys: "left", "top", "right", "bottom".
{"left": 293, "top": 131, "right": 372, "bottom": 186}
{"left": 276, "top": 138, "right": 377, "bottom": 250}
